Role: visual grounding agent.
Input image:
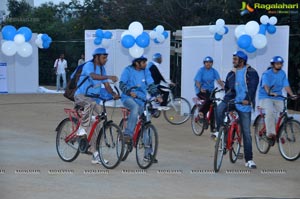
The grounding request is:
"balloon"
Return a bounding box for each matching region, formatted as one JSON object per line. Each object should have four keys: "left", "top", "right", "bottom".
{"left": 17, "top": 42, "right": 33, "bottom": 57}
{"left": 154, "top": 38, "right": 160, "bottom": 44}
{"left": 43, "top": 42, "right": 50, "bottom": 49}
{"left": 129, "top": 44, "right": 144, "bottom": 58}
{"left": 216, "top": 19, "right": 225, "bottom": 26}
{"left": 121, "top": 30, "right": 131, "bottom": 39}
{"left": 94, "top": 37, "right": 102, "bottom": 45}
{"left": 267, "top": 25, "right": 276, "bottom": 34}
{"left": 14, "top": 34, "right": 25, "bottom": 45}
{"left": 17, "top": 27, "right": 32, "bottom": 42}
{"left": 258, "top": 24, "right": 267, "bottom": 35}
{"left": 237, "top": 34, "right": 252, "bottom": 49}
{"left": 136, "top": 32, "right": 150, "bottom": 48}
{"left": 235, "top": 25, "right": 246, "bottom": 38}
{"left": 1, "top": 25, "right": 17, "bottom": 41}
{"left": 103, "top": 31, "right": 112, "bottom": 39}
{"left": 156, "top": 25, "right": 164, "bottom": 33}
{"left": 156, "top": 34, "right": 165, "bottom": 43}
{"left": 269, "top": 16, "right": 278, "bottom": 25}
{"left": 1, "top": 41, "right": 17, "bottom": 56}
{"left": 128, "top": 21, "right": 143, "bottom": 37}
{"left": 260, "top": 15, "right": 269, "bottom": 25}
{"left": 121, "top": 34, "right": 135, "bottom": 48}
{"left": 101, "top": 39, "right": 110, "bottom": 48}
{"left": 216, "top": 26, "right": 226, "bottom": 35}
{"left": 252, "top": 34, "right": 267, "bottom": 49}
{"left": 37, "top": 33, "right": 43, "bottom": 40}
{"left": 95, "top": 29, "right": 103, "bottom": 38}
{"left": 245, "top": 21, "right": 259, "bottom": 36}
{"left": 214, "top": 33, "right": 223, "bottom": 41}
{"left": 162, "top": 31, "right": 168, "bottom": 39}
{"left": 209, "top": 25, "right": 217, "bottom": 34}
{"left": 224, "top": 26, "right": 229, "bottom": 34}
{"left": 35, "top": 38, "right": 43, "bottom": 48}
{"left": 245, "top": 44, "right": 257, "bottom": 53}
{"left": 149, "top": 31, "right": 157, "bottom": 39}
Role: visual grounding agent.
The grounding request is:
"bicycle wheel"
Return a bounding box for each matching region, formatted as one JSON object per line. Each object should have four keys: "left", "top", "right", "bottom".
{"left": 97, "top": 122, "right": 124, "bottom": 169}
{"left": 214, "top": 126, "right": 226, "bottom": 172}
{"left": 190, "top": 104, "right": 205, "bottom": 136}
{"left": 119, "top": 118, "right": 131, "bottom": 161}
{"left": 254, "top": 115, "right": 271, "bottom": 154}
{"left": 163, "top": 97, "right": 191, "bottom": 125}
{"left": 229, "top": 127, "right": 241, "bottom": 163}
{"left": 136, "top": 123, "right": 158, "bottom": 169}
{"left": 278, "top": 119, "right": 300, "bottom": 161}
{"left": 56, "top": 118, "right": 80, "bottom": 162}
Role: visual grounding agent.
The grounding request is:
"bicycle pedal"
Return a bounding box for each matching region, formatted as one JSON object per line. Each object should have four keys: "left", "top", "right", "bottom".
{"left": 237, "top": 153, "right": 244, "bottom": 159}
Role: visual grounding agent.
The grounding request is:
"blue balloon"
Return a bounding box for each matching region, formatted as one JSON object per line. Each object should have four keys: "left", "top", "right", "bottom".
{"left": 162, "top": 31, "right": 169, "bottom": 39}
{"left": 245, "top": 44, "right": 256, "bottom": 53}
{"left": 94, "top": 37, "right": 103, "bottom": 45}
{"left": 121, "top": 35, "right": 135, "bottom": 48}
{"left": 237, "top": 34, "right": 252, "bottom": 49}
{"left": 136, "top": 32, "right": 150, "bottom": 48}
{"left": 103, "top": 31, "right": 112, "bottom": 39}
{"left": 224, "top": 26, "right": 229, "bottom": 34}
{"left": 154, "top": 38, "right": 160, "bottom": 44}
{"left": 214, "top": 33, "right": 223, "bottom": 41}
{"left": 41, "top": 34, "right": 48, "bottom": 42}
{"left": 17, "top": 27, "right": 32, "bottom": 41}
{"left": 43, "top": 42, "right": 50, "bottom": 49}
{"left": 267, "top": 25, "right": 276, "bottom": 34}
{"left": 95, "top": 29, "right": 103, "bottom": 38}
{"left": 259, "top": 24, "right": 267, "bottom": 35}
{"left": 1, "top": 25, "right": 17, "bottom": 41}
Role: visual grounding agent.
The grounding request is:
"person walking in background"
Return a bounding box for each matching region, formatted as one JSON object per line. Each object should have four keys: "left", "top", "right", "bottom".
{"left": 54, "top": 53, "right": 68, "bottom": 91}
{"left": 78, "top": 53, "right": 85, "bottom": 66}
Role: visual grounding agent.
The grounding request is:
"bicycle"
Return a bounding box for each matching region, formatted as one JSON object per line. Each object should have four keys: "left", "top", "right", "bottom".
{"left": 191, "top": 87, "right": 223, "bottom": 136}
{"left": 253, "top": 95, "right": 300, "bottom": 161}
{"left": 214, "top": 100, "right": 243, "bottom": 172}
{"left": 55, "top": 86, "right": 124, "bottom": 169}
{"left": 152, "top": 85, "right": 191, "bottom": 125}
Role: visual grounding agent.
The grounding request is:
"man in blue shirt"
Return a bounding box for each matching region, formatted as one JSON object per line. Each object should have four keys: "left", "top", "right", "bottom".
{"left": 258, "top": 56, "right": 296, "bottom": 145}
{"left": 194, "top": 56, "right": 224, "bottom": 135}
{"left": 74, "top": 48, "right": 119, "bottom": 164}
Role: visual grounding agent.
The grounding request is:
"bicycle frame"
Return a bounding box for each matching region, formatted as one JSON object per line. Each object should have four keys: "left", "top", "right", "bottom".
{"left": 225, "top": 111, "right": 241, "bottom": 150}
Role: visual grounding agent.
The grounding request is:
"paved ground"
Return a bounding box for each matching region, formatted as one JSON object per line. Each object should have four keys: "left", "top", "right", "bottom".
{"left": 0, "top": 93, "right": 299, "bottom": 199}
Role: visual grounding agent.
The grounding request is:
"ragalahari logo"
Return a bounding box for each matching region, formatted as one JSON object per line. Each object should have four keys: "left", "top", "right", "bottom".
{"left": 240, "top": 2, "right": 255, "bottom": 16}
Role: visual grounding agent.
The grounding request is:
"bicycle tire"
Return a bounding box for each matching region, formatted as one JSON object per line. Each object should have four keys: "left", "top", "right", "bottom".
{"left": 136, "top": 123, "right": 158, "bottom": 169}
{"left": 278, "top": 119, "right": 300, "bottom": 161}
{"left": 119, "top": 118, "right": 131, "bottom": 161}
{"left": 163, "top": 97, "right": 191, "bottom": 125}
{"left": 56, "top": 118, "right": 80, "bottom": 162}
{"left": 214, "top": 126, "right": 226, "bottom": 172}
{"left": 254, "top": 115, "right": 271, "bottom": 154}
{"left": 97, "top": 122, "right": 124, "bottom": 169}
{"left": 229, "top": 127, "right": 241, "bottom": 163}
{"left": 191, "top": 104, "right": 205, "bottom": 136}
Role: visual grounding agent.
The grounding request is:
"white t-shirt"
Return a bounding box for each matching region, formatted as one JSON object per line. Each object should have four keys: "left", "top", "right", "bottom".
{"left": 54, "top": 59, "right": 67, "bottom": 74}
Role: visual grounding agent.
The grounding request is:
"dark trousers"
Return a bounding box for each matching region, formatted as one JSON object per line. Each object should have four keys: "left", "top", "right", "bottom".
{"left": 158, "top": 85, "right": 169, "bottom": 106}
{"left": 197, "top": 91, "right": 215, "bottom": 131}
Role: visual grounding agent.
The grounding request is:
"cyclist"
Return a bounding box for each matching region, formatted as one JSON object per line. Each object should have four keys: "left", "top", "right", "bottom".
{"left": 258, "top": 56, "right": 296, "bottom": 146}
{"left": 194, "top": 56, "right": 224, "bottom": 136}
{"left": 74, "top": 47, "right": 119, "bottom": 164}
{"left": 119, "top": 56, "right": 162, "bottom": 163}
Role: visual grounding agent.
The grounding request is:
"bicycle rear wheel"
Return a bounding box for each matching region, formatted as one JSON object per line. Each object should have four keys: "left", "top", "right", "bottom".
{"left": 229, "top": 127, "right": 241, "bottom": 163}
{"left": 97, "top": 122, "right": 124, "bottom": 169}
{"left": 214, "top": 127, "right": 226, "bottom": 172}
{"left": 56, "top": 118, "right": 80, "bottom": 162}
{"left": 119, "top": 118, "right": 131, "bottom": 161}
{"left": 163, "top": 97, "right": 191, "bottom": 125}
{"left": 254, "top": 115, "right": 270, "bottom": 154}
{"left": 191, "top": 104, "right": 205, "bottom": 136}
{"left": 278, "top": 119, "right": 300, "bottom": 161}
{"left": 136, "top": 123, "right": 158, "bottom": 169}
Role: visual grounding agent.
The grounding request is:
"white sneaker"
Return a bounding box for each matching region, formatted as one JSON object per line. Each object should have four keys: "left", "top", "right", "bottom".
{"left": 91, "top": 152, "right": 102, "bottom": 164}
{"left": 76, "top": 127, "right": 87, "bottom": 136}
{"left": 157, "top": 106, "right": 170, "bottom": 111}
{"left": 245, "top": 160, "right": 257, "bottom": 169}
{"left": 211, "top": 131, "right": 219, "bottom": 138}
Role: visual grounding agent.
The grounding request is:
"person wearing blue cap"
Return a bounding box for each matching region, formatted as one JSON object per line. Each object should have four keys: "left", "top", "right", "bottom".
{"left": 258, "top": 56, "right": 296, "bottom": 146}
{"left": 74, "top": 47, "right": 119, "bottom": 164}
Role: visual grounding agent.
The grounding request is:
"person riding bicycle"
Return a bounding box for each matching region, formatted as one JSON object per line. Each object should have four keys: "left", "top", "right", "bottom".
{"left": 119, "top": 55, "right": 162, "bottom": 163}
{"left": 194, "top": 56, "right": 224, "bottom": 136}
{"left": 74, "top": 47, "right": 119, "bottom": 164}
{"left": 258, "top": 56, "right": 296, "bottom": 146}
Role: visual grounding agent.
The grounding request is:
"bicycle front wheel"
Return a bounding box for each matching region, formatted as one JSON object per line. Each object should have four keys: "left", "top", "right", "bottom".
{"left": 229, "top": 127, "right": 241, "bottom": 163}
{"left": 278, "top": 119, "right": 300, "bottom": 161}
{"left": 191, "top": 104, "right": 205, "bottom": 136}
{"left": 97, "top": 122, "right": 124, "bottom": 169}
{"left": 163, "top": 97, "right": 191, "bottom": 125}
{"left": 136, "top": 123, "right": 158, "bottom": 169}
{"left": 214, "top": 126, "right": 226, "bottom": 172}
{"left": 119, "top": 118, "right": 131, "bottom": 161}
{"left": 56, "top": 118, "right": 80, "bottom": 162}
{"left": 254, "top": 115, "right": 270, "bottom": 154}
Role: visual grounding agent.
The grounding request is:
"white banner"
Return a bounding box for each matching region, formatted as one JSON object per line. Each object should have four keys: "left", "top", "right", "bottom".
{"left": 0, "top": 63, "right": 8, "bottom": 93}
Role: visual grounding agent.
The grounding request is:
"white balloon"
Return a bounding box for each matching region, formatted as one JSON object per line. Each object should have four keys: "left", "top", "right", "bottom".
{"left": 156, "top": 34, "right": 165, "bottom": 43}
{"left": 1, "top": 41, "right": 17, "bottom": 56}
{"left": 149, "top": 31, "right": 157, "bottom": 39}
{"left": 216, "top": 26, "right": 226, "bottom": 35}
{"left": 17, "top": 42, "right": 33, "bottom": 57}
{"left": 37, "top": 33, "right": 43, "bottom": 39}
{"left": 269, "top": 16, "right": 278, "bottom": 25}
{"left": 101, "top": 38, "right": 110, "bottom": 48}
{"left": 252, "top": 34, "right": 267, "bottom": 49}
{"left": 129, "top": 44, "right": 144, "bottom": 58}
{"left": 235, "top": 25, "right": 246, "bottom": 38}
{"left": 209, "top": 25, "right": 217, "bottom": 33}
{"left": 121, "top": 30, "right": 131, "bottom": 39}
{"left": 36, "top": 38, "right": 43, "bottom": 48}
{"left": 14, "top": 34, "right": 25, "bottom": 45}
{"left": 128, "top": 21, "right": 143, "bottom": 38}
{"left": 245, "top": 21, "right": 260, "bottom": 36}
{"left": 216, "top": 19, "right": 225, "bottom": 26}
{"left": 260, "top": 15, "right": 269, "bottom": 25}
{"left": 156, "top": 25, "right": 164, "bottom": 33}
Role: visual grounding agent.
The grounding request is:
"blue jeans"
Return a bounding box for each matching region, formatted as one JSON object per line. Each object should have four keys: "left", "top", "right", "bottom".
{"left": 216, "top": 101, "right": 227, "bottom": 132}
{"left": 237, "top": 111, "right": 253, "bottom": 162}
{"left": 122, "top": 98, "right": 143, "bottom": 137}
{"left": 56, "top": 73, "right": 67, "bottom": 91}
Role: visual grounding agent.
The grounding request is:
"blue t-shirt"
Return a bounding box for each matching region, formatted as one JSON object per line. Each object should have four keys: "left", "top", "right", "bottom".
{"left": 258, "top": 68, "right": 289, "bottom": 100}
{"left": 120, "top": 65, "right": 154, "bottom": 106}
{"left": 235, "top": 66, "right": 251, "bottom": 112}
{"left": 194, "top": 66, "right": 220, "bottom": 94}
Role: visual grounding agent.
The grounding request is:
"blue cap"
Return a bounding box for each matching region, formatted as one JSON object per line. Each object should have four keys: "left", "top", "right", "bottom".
{"left": 92, "top": 48, "right": 108, "bottom": 56}
{"left": 132, "top": 55, "right": 147, "bottom": 62}
{"left": 270, "top": 56, "right": 284, "bottom": 64}
{"left": 203, "top": 56, "right": 213, "bottom": 63}
{"left": 233, "top": 50, "right": 248, "bottom": 62}
{"left": 153, "top": 53, "right": 162, "bottom": 60}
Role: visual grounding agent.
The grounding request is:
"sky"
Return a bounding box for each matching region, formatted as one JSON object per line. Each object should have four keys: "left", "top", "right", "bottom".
{"left": 34, "top": 0, "right": 83, "bottom": 7}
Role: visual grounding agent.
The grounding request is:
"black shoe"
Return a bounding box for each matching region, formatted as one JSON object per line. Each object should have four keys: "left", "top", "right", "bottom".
{"left": 266, "top": 135, "right": 276, "bottom": 146}
{"left": 153, "top": 158, "right": 158, "bottom": 164}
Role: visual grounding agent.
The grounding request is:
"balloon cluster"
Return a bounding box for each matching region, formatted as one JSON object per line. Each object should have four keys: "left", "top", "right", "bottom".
{"left": 235, "top": 16, "right": 278, "bottom": 53}
{"left": 94, "top": 29, "right": 113, "bottom": 48}
{"left": 149, "top": 25, "right": 168, "bottom": 44}
{"left": 1, "top": 25, "right": 33, "bottom": 57}
{"left": 209, "top": 19, "right": 229, "bottom": 41}
{"left": 121, "top": 21, "right": 150, "bottom": 58}
{"left": 35, "top": 33, "right": 52, "bottom": 49}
